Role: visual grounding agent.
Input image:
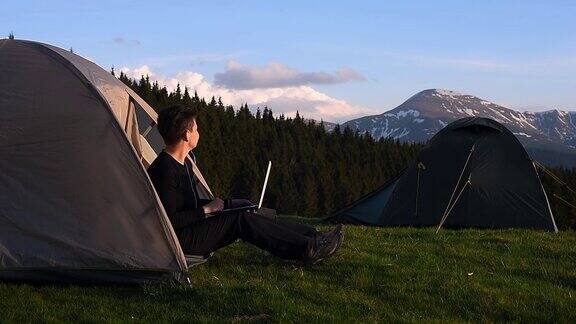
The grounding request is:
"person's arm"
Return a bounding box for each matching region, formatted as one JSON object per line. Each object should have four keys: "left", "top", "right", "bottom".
{"left": 149, "top": 167, "right": 205, "bottom": 229}
{"left": 202, "top": 198, "right": 225, "bottom": 214}
{"left": 198, "top": 199, "right": 212, "bottom": 208}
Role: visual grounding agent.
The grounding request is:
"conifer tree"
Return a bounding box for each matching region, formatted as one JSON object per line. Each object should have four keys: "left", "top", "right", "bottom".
{"left": 182, "top": 87, "right": 193, "bottom": 106}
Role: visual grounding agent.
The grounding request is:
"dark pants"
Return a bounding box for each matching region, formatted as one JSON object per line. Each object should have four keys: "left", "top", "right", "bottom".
{"left": 177, "top": 211, "right": 317, "bottom": 261}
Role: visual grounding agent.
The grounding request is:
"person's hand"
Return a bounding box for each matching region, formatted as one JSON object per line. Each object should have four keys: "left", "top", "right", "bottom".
{"left": 203, "top": 198, "right": 224, "bottom": 214}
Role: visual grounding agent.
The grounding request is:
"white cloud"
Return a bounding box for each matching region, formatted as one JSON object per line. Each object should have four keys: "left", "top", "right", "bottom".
{"left": 214, "top": 60, "right": 366, "bottom": 89}
{"left": 119, "top": 65, "right": 375, "bottom": 123}
{"left": 112, "top": 37, "right": 141, "bottom": 47}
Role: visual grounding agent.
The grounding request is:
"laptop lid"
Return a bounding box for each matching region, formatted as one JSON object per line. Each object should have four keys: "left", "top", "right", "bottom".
{"left": 258, "top": 161, "right": 272, "bottom": 209}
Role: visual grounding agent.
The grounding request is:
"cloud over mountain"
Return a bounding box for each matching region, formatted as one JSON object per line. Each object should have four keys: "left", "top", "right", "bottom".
{"left": 214, "top": 60, "right": 366, "bottom": 90}
{"left": 119, "top": 64, "right": 374, "bottom": 122}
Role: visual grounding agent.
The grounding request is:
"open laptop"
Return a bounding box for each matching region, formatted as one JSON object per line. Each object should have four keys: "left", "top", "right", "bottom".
{"left": 210, "top": 161, "right": 272, "bottom": 214}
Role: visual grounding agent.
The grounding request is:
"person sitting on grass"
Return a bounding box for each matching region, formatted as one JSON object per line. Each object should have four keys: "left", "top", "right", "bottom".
{"left": 147, "top": 104, "right": 343, "bottom": 265}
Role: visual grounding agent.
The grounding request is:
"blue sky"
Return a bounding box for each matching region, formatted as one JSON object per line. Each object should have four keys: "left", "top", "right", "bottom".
{"left": 3, "top": 0, "right": 575, "bottom": 122}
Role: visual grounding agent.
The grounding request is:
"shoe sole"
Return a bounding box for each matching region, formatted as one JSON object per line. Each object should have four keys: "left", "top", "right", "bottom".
{"left": 329, "top": 230, "right": 344, "bottom": 255}
{"left": 309, "top": 230, "right": 344, "bottom": 265}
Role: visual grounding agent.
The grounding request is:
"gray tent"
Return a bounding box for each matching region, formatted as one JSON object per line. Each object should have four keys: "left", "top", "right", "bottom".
{"left": 0, "top": 39, "right": 213, "bottom": 283}
{"left": 328, "top": 117, "right": 558, "bottom": 232}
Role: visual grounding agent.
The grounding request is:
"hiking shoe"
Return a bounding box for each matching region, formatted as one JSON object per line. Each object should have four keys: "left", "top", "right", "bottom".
{"left": 304, "top": 225, "right": 344, "bottom": 265}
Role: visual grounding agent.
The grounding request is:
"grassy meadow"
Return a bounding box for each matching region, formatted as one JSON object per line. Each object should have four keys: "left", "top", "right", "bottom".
{"left": 0, "top": 217, "right": 575, "bottom": 322}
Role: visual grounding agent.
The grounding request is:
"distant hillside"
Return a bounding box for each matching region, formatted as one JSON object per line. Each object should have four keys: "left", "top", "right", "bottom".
{"left": 342, "top": 89, "right": 576, "bottom": 166}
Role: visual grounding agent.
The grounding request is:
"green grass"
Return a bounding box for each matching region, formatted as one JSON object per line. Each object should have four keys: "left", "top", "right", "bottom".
{"left": 1, "top": 217, "right": 575, "bottom": 322}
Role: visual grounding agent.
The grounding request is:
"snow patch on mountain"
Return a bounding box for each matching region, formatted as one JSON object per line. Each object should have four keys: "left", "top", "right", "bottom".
{"left": 432, "top": 89, "right": 464, "bottom": 98}
{"left": 385, "top": 109, "right": 420, "bottom": 118}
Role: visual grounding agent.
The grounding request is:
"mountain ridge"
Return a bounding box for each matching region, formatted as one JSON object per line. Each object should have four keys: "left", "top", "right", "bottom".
{"left": 340, "top": 89, "right": 576, "bottom": 166}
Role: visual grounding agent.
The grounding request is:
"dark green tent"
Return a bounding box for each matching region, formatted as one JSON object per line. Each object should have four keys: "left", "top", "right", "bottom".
{"left": 328, "top": 117, "right": 558, "bottom": 232}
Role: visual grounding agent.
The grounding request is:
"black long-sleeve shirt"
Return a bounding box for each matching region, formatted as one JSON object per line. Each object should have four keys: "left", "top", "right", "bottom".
{"left": 147, "top": 151, "right": 210, "bottom": 230}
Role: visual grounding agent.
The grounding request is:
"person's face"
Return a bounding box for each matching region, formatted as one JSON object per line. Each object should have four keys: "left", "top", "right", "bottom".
{"left": 185, "top": 118, "right": 200, "bottom": 149}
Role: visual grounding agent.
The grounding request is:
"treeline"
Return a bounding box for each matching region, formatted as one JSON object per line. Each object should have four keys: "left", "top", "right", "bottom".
{"left": 117, "top": 72, "right": 420, "bottom": 217}
{"left": 117, "top": 72, "right": 576, "bottom": 229}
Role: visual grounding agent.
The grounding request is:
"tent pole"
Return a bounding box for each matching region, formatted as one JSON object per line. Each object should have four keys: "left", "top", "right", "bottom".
{"left": 439, "top": 144, "right": 475, "bottom": 227}
{"left": 436, "top": 178, "right": 471, "bottom": 233}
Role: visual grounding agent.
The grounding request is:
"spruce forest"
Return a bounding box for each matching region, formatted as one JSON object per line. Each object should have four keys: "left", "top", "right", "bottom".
{"left": 117, "top": 72, "right": 576, "bottom": 230}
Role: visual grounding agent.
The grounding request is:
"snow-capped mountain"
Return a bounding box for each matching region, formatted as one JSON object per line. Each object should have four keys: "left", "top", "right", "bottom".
{"left": 525, "top": 109, "right": 576, "bottom": 148}
{"left": 341, "top": 89, "right": 576, "bottom": 166}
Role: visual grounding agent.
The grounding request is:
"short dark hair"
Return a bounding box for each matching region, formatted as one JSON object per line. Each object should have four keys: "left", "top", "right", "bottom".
{"left": 157, "top": 105, "right": 198, "bottom": 145}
